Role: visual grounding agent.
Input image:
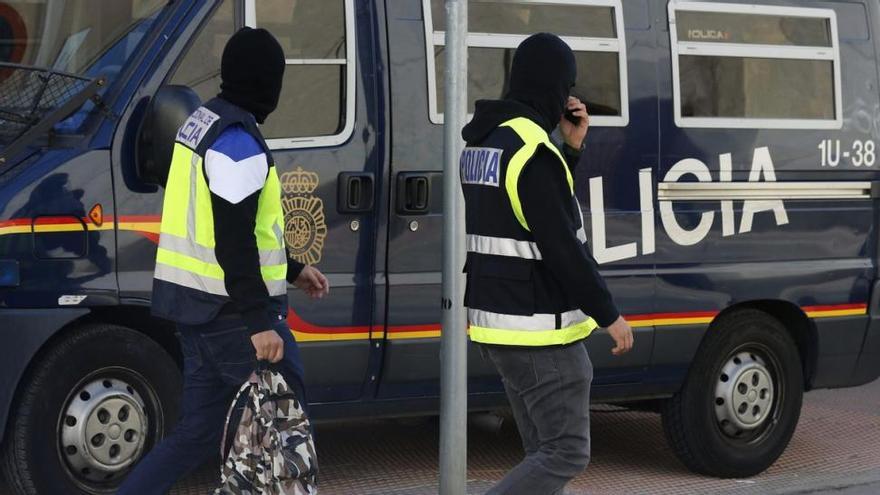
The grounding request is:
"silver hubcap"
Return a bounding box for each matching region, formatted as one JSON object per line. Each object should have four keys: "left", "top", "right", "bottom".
{"left": 714, "top": 351, "right": 775, "bottom": 436}
{"left": 60, "top": 378, "right": 148, "bottom": 483}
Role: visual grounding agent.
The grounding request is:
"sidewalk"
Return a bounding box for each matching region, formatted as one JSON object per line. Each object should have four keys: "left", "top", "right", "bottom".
{"left": 806, "top": 480, "right": 880, "bottom": 495}
{"left": 168, "top": 378, "right": 880, "bottom": 495}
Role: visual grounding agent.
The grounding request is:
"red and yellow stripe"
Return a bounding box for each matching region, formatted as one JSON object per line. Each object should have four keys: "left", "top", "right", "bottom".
{"left": 115, "top": 215, "right": 161, "bottom": 242}
{"left": 802, "top": 303, "right": 868, "bottom": 318}
{"left": 0, "top": 218, "right": 31, "bottom": 236}
{"left": 0, "top": 215, "right": 161, "bottom": 241}
{"left": 287, "top": 310, "right": 442, "bottom": 342}
{"left": 628, "top": 310, "right": 719, "bottom": 328}
{"left": 1, "top": 216, "right": 870, "bottom": 342}
{"left": 287, "top": 303, "right": 867, "bottom": 343}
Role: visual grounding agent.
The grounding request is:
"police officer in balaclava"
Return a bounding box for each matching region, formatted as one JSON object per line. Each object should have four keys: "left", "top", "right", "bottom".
{"left": 460, "top": 33, "right": 634, "bottom": 494}
{"left": 119, "top": 27, "right": 329, "bottom": 495}
{"left": 217, "top": 27, "right": 284, "bottom": 124}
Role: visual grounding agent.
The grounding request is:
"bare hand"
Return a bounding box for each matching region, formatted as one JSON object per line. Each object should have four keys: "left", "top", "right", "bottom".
{"left": 607, "top": 316, "right": 634, "bottom": 356}
{"left": 295, "top": 265, "right": 330, "bottom": 299}
{"left": 251, "top": 330, "right": 284, "bottom": 363}
{"left": 559, "top": 96, "right": 589, "bottom": 150}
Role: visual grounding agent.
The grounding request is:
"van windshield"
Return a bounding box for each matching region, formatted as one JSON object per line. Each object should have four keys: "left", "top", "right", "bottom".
{"left": 0, "top": 0, "right": 168, "bottom": 136}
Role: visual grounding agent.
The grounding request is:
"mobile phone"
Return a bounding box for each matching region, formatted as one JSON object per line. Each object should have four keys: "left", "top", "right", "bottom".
{"left": 564, "top": 108, "right": 581, "bottom": 125}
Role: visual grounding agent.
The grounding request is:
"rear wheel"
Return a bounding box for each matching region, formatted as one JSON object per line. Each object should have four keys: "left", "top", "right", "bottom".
{"left": 2, "top": 324, "right": 181, "bottom": 494}
{"left": 661, "top": 309, "right": 804, "bottom": 478}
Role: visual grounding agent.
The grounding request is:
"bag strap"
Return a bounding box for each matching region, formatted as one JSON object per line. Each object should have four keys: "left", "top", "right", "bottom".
{"left": 219, "top": 379, "right": 254, "bottom": 458}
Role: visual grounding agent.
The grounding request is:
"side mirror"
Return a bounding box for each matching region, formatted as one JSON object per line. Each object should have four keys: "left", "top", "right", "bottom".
{"left": 136, "top": 85, "right": 201, "bottom": 187}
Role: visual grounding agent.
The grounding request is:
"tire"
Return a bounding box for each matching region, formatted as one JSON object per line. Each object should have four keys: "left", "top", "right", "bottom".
{"left": 2, "top": 324, "right": 182, "bottom": 495}
{"left": 660, "top": 309, "right": 804, "bottom": 478}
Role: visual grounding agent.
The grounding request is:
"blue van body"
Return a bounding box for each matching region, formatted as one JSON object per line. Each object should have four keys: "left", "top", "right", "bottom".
{"left": 0, "top": 0, "right": 879, "bottom": 489}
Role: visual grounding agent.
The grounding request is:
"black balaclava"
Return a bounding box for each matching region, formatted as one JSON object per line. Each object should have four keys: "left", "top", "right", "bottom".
{"left": 218, "top": 27, "right": 285, "bottom": 124}
{"left": 505, "top": 33, "right": 577, "bottom": 132}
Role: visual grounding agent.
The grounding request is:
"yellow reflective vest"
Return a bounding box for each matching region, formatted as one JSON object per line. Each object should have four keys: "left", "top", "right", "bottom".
{"left": 152, "top": 100, "right": 287, "bottom": 323}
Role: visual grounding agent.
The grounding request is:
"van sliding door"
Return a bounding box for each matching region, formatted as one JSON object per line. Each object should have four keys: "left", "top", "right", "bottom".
{"left": 380, "top": 0, "right": 658, "bottom": 401}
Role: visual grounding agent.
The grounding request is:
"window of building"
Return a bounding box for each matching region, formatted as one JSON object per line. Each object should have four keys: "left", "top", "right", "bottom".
{"left": 669, "top": 1, "right": 841, "bottom": 129}
{"left": 170, "top": 0, "right": 355, "bottom": 149}
{"left": 424, "top": 0, "right": 629, "bottom": 127}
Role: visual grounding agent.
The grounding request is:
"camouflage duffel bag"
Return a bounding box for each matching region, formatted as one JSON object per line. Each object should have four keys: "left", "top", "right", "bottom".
{"left": 215, "top": 367, "right": 318, "bottom": 495}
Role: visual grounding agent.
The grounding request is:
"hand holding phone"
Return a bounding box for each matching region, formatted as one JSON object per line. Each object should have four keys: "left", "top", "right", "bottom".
{"left": 560, "top": 96, "right": 589, "bottom": 149}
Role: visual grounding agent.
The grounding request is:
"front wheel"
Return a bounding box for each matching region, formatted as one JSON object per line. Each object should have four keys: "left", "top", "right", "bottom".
{"left": 2, "top": 324, "right": 182, "bottom": 494}
{"left": 661, "top": 309, "right": 804, "bottom": 478}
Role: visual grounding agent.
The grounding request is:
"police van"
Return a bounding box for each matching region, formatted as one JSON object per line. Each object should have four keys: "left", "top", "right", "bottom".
{"left": 0, "top": 0, "right": 878, "bottom": 493}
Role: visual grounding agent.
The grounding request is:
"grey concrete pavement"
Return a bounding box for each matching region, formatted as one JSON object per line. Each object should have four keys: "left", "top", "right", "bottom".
{"left": 805, "top": 480, "right": 880, "bottom": 495}
{"left": 1, "top": 377, "right": 878, "bottom": 494}
{"left": 170, "top": 378, "right": 880, "bottom": 495}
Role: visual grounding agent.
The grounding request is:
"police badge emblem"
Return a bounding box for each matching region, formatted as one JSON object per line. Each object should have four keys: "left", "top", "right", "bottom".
{"left": 281, "top": 167, "right": 327, "bottom": 266}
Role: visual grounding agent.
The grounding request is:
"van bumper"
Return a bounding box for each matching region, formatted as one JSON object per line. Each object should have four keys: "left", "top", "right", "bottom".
{"left": 812, "top": 281, "right": 880, "bottom": 390}
{"left": 809, "top": 315, "right": 869, "bottom": 389}
{"left": 851, "top": 314, "right": 880, "bottom": 386}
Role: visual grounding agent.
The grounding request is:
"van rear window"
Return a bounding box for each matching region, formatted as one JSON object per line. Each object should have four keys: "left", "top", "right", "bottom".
{"left": 679, "top": 56, "right": 835, "bottom": 121}
{"left": 669, "top": 2, "right": 841, "bottom": 129}
{"left": 425, "top": 0, "right": 629, "bottom": 127}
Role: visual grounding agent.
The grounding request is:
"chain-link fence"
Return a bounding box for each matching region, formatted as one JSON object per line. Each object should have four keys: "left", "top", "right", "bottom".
{"left": 0, "top": 63, "right": 94, "bottom": 145}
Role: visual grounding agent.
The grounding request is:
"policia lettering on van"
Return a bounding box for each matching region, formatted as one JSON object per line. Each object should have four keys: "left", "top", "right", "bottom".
{"left": 0, "top": 1, "right": 879, "bottom": 494}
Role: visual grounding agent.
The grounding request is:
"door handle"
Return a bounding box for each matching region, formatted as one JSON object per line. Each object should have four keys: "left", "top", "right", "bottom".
{"left": 396, "top": 173, "right": 431, "bottom": 214}
{"left": 337, "top": 172, "right": 374, "bottom": 213}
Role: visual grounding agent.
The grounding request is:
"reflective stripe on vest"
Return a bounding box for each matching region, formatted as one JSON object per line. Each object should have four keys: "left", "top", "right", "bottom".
{"left": 154, "top": 141, "right": 287, "bottom": 297}
{"left": 158, "top": 233, "right": 287, "bottom": 267}
{"left": 466, "top": 231, "right": 588, "bottom": 260}
{"left": 468, "top": 308, "right": 598, "bottom": 346}
{"left": 467, "top": 234, "right": 542, "bottom": 260}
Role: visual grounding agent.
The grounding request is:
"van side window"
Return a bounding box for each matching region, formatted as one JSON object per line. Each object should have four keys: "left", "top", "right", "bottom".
{"left": 424, "top": 0, "right": 629, "bottom": 127}
{"left": 169, "top": 0, "right": 235, "bottom": 103}
{"left": 250, "top": 0, "right": 355, "bottom": 149}
{"left": 669, "top": 2, "right": 842, "bottom": 129}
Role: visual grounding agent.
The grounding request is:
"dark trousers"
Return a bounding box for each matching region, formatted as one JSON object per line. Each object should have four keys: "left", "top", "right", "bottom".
{"left": 117, "top": 315, "right": 306, "bottom": 495}
{"left": 482, "top": 341, "right": 593, "bottom": 495}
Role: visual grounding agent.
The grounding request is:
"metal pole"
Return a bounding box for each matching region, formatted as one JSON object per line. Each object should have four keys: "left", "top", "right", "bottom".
{"left": 439, "top": 0, "right": 468, "bottom": 494}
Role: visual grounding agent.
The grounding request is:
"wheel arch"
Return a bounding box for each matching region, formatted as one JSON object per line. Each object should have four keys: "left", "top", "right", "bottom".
{"left": 77, "top": 304, "right": 183, "bottom": 368}
{"left": 711, "top": 299, "right": 817, "bottom": 390}
{"left": 0, "top": 305, "right": 181, "bottom": 445}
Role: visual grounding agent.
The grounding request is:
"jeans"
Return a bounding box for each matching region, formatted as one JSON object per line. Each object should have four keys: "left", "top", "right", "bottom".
{"left": 117, "top": 314, "right": 306, "bottom": 495}
{"left": 482, "top": 342, "right": 593, "bottom": 495}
